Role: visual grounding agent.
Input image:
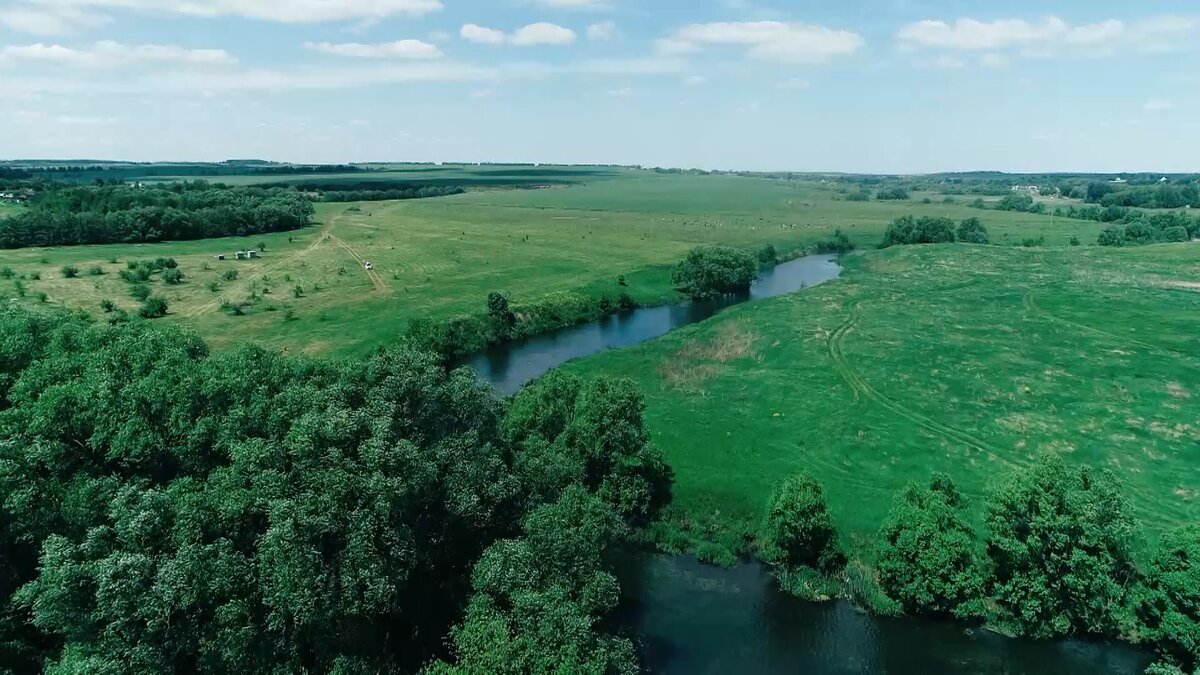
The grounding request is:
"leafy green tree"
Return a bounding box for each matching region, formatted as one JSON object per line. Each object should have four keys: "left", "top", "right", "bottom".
{"left": 762, "top": 473, "right": 844, "bottom": 573}
{"left": 956, "top": 218, "right": 990, "bottom": 245}
{"left": 670, "top": 246, "right": 758, "bottom": 300}
{"left": 881, "top": 216, "right": 956, "bottom": 247}
{"left": 487, "top": 291, "right": 516, "bottom": 335}
{"left": 1135, "top": 526, "right": 1200, "bottom": 671}
{"left": 429, "top": 487, "right": 637, "bottom": 675}
{"left": 877, "top": 474, "right": 987, "bottom": 619}
{"left": 1098, "top": 226, "right": 1125, "bottom": 247}
{"left": 985, "top": 453, "right": 1138, "bottom": 638}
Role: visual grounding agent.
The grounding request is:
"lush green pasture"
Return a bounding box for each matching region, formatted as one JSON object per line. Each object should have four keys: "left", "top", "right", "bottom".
{"left": 563, "top": 242, "right": 1200, "bottom": 555}
{"left": 141, "top": 163, "right": 626, "bottom": 188}
{"left": 0, "top": 172, "right": 1106, "bottom": 356}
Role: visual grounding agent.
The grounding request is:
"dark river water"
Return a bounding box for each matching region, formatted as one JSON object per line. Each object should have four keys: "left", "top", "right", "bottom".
{"left": 466, "top": 254, "right": 843, "bottom": 394}
{"left": 617, "top": 556, "right": 1152, "bottom": 675}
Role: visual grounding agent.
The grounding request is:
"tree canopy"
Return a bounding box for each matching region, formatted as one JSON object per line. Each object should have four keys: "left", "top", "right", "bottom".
{"left": 670, "top": 246, "right": 758, "bottom": 301}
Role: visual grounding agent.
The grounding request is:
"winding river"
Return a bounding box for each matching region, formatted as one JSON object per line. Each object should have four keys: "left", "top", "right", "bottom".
{"left": 467, "top": 253, "right": 843, "bottom": 394}
{"left": 467, "top": 255, "right": 1153, "bottom": 674}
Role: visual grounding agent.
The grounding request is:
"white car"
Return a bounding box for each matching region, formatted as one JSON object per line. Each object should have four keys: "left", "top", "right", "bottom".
{"left": 363, "top": 261, "right": 374, "bottom": 271}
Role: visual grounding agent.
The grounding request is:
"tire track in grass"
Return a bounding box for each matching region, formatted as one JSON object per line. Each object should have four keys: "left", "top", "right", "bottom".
{"left": 827, "top": 307, "right": 1010, "bottom": 463}
{"left": 185, "top": 214, "right": 337, "bottom": 318}
{"left": 1023, "top": 290, "right": 1181, "bottom": 357}
{"left": 327, "top": 234, "right": 387, "bottom": 293}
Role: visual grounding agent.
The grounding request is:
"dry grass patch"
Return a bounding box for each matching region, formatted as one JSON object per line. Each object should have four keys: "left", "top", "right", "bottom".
{"left": 658, "top": 323, "right": 758, "bottom": 391}
{"left": 1166, "top": 381, "right": 1191, "bottom": 399}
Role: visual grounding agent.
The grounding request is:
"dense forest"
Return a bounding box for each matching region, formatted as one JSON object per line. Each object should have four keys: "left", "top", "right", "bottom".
{"left": 0, "top": 183, "right": 314, "bottom": 249}
{"left": 0, "top": 306, "right": 671, "bottom": 673}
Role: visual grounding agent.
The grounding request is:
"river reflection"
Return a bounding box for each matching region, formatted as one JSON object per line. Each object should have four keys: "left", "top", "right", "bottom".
{"left": 615, "top": 556, "right": 1152, "bottom": 675}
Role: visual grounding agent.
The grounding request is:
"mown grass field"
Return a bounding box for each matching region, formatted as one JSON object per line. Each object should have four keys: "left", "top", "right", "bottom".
{"left": 562, "top": 242, "right": 1200, "bottom": 556}
{"left": 1, "top": 171, "right": 1105, "bottom": 356}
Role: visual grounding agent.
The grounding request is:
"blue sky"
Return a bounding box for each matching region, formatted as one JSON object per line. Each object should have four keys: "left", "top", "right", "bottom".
{"left": 0, "top": 0, "right": 1196, "bottom": 172}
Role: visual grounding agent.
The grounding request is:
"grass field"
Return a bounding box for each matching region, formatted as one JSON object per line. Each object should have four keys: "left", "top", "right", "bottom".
{"left": 0, "top": 172, "right": 1107, "bottom": 357}
{"left": 562, "top": 242, "right": 1200, "bottom": 557}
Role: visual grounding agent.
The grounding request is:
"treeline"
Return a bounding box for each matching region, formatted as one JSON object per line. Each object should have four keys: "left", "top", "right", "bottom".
{"left": 760, "top": 456, "right": 1199, "bottom": 673}
{"left": 316, "top": 186, "right": 465, "bottom": 203}
{"left": 0, "top": 306, "right": 672, "bottom": 673}
{"left": 881, "top": 216, "right": 989, "bottom": 247}
{"left": 0, "top": 182, "right": 314, "bottom": 249}
{"left": 1084, "top": 181, "right": 1200, "bottom": 209}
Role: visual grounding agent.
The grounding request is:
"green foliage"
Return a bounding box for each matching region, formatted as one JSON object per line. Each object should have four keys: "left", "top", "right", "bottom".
{"left": 487, "top": 291, "right": 516, "bottom": 336}
{"left": 162, "top": 268, "right": 184, "bottom": 285}
{"left": 1069, "top": 236, "right": 1081, "bottom": 246}
{"left": 99, "top": 299, "right": 115, "bottom": 313}
{"left": 87, "top": 266, "right": 104, "bottom": 276}
{"left": 815, "top": 228, "right": 855, "bottom": 253}
{"left": 985, "top": 453, "right": 1138, "bottom": 639}
{"left": 845, "top": 190, "right": 871, "bottom": 202}
{"left": 880, "top": 215, "right": 956, "bottom": 247}
{"left": 129, "top": 283, "right": 151, "bottom": 301}
{"left": 757, "top": 244, "right": 778, "bottom": 264}
{"left": 956, "top": 217, "right": 990, "bottom": 245}
{"left": 429, "top": 488, "right": 638, "bottom": 675}
{"left": 995, "top": 193, "right": 1045, "bottom": 213}
{"left": 0, "top": 183, "right": 314, "bottom": 249}
{"left": 138, "top": 296, "right": 169, "bottom": 319}
{"left": 221, "top": 270, "right": 238, "bottom": 282}
{"left": 1098, "top": 226, "right": 1125, "bottom": 247}
{"left": 60, "top": 265, "right": 79, "bottom": 279}
{"left": 1135, "top": 526, "right": 1200, "bottom": 670}
{"left": 876, "top": 187, "right": 910, "bottom": 201}
{"left": 877, "top": 474, "right": 987, "bottom": 620}
{"left": 0, "top": 266, "right": 12, "bottom": 279}
{"left": 762, "top": 473, "right": 844, "bottom": 574}
{"left": 0, "top": 307, "right": 663, "bottom": 672}
{"left": 670, "top": 246, "right": 758, "bottom": 300}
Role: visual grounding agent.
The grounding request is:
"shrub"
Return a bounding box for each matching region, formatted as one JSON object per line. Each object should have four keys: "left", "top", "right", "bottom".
{"left": 35, "top": 292, "right": 48, "bottom": 303}
{"left": 87, "top": 266, "right": 104, "bottom": 276}
{"left": 162, "top": 268, "right": 184, "bottom": 285}
{"left": 487, "top": 291, "right": 516, "bottom": 335}
{"left": 877, "top": 474, "right": 987, "bottom": 620}
{"left": 100, "top": 299, "right": 116, "bottom": 313}
{"left": 1021, "top": 236, "right": 1045, "bottom": 248}
{"left": 61, "top": 265, "right": 79, "bottom": 279}
{"left": 956, "top": 218, "right": 989, "bottom": 245}
{"left": 222, "top": 269, "right": 239, "bottom": 282}
{"left": 881, "top": 216, "right": 956, "bottom": 247}
{"left": 28, "top": 271, "right": 39, "bottom": 280}
{"left": 876, "top": 187, "right": 910, "bottom": 201}
{"left": 815, "top": 229, "right": 855, "bottom": 253}
{"left": 0, "top": 267, "right": 13, "bottom": 278}
{"left": 1098, "top": 226, "right": 1125, "bottom": 247}
{"left": 670, "top": 246, "right": 758, "bottom": 300}
{"left": 845, "top": 190, "right": 871, "bottom": 202}
{"left": 762, "top": 472, "right": 844, "bottom": 574}
{"left": 1069, "top": 236, "right": 1081, "bottom": 246}
{"left": 616, "top": 274, "right": 627, "bottom": 287}
{"left": 617, "top": 293, "right": 636, "bottom": 311}
{"left": 129, "top": 283, "right": 152, "bottom": 301}
{"left": 757, "top": 243, "right": 778, "bottom": 264}
{"left": 1134, "top": 526, "right": 1200, "bottom": 671}
{"left": 293, "top": 285, "right": 304, "bottom": 298}
{"left": 1163, "top": 225, "right": 1189, "bottom": 243}
{"left": 138, "top": 296, "right": 168, "bottom": 318}
{"left": 985, "top": 453, "right": 1137, "bottom": 639}
{"left": 1123, "top": 221, "right": 1156, "bottom": 245}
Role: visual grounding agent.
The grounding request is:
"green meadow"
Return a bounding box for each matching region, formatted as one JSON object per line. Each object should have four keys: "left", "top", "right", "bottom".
{"left": 0, "top": 171, "right": 1104, "bottom": 356}
{"left": 563, "top": 242, "right": 1200, "bottom": 555}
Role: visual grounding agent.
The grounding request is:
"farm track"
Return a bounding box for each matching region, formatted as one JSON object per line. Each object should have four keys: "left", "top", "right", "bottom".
{"left": 183, "top": 213, "right": 386, "bottom": 317}
{"left": 826, "top": 306, "right": 1012, "bottom": 465}
{"left": 1022, "top": 290, "right": 1181, "bottom": 357}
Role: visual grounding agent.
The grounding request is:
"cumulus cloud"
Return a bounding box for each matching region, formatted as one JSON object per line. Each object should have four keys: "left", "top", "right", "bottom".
{"left": 658, "top": 21, "right": 863, "bottom": 64}
{"left": 306, "top": 40, "right": 442, "bottom": 59}
{"left": 461, "top": 22, "right": 577, "bottom": 46}
{"left": 0, "top": 0, "right": 442, "bottom": 33}
{"left": 0, "top": 41, "right": 236, "bottom": 68}
{"left": 586, "top": 20, "right": 618, "bottom": 41}
{"left": 898, "top": 15, "right": 1196, "bottom": 58}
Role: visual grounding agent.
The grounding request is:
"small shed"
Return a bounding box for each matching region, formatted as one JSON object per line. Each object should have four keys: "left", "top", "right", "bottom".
{"left": 247, "top": 250, "right": 259, "bottom": 259}
{"left": 215, "top": 254, "right": 225, "bottom": 261}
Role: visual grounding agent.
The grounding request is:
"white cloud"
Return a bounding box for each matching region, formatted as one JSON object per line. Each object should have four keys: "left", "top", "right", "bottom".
{"left": 659, "top": 21, "right": 863, "bottom": 64}
{"left": 0, "top": 41, "right": 236, "bottom": 68}
{"left": 461, "top": 24, "right": 507, "bottom": 45}
{"left": 897, "top": 15, "right": 1197, "bottom": 59}
{"left": 306, "top": 40, "right": 442, "bottom": 59}
{"left": 1144, "top": 98, "right": 1173, "bottom": 111}
{"left": 511, "top": 23, "right": 577, "bottom": 46}
{"left": 0, "top": 0, "right": 442, "bottom": 32}
{"left": 586, "top": 20, "right": 618, "bottom": 41}
{"left": 461, "top": 22, "right": 577, "bottom": 47}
